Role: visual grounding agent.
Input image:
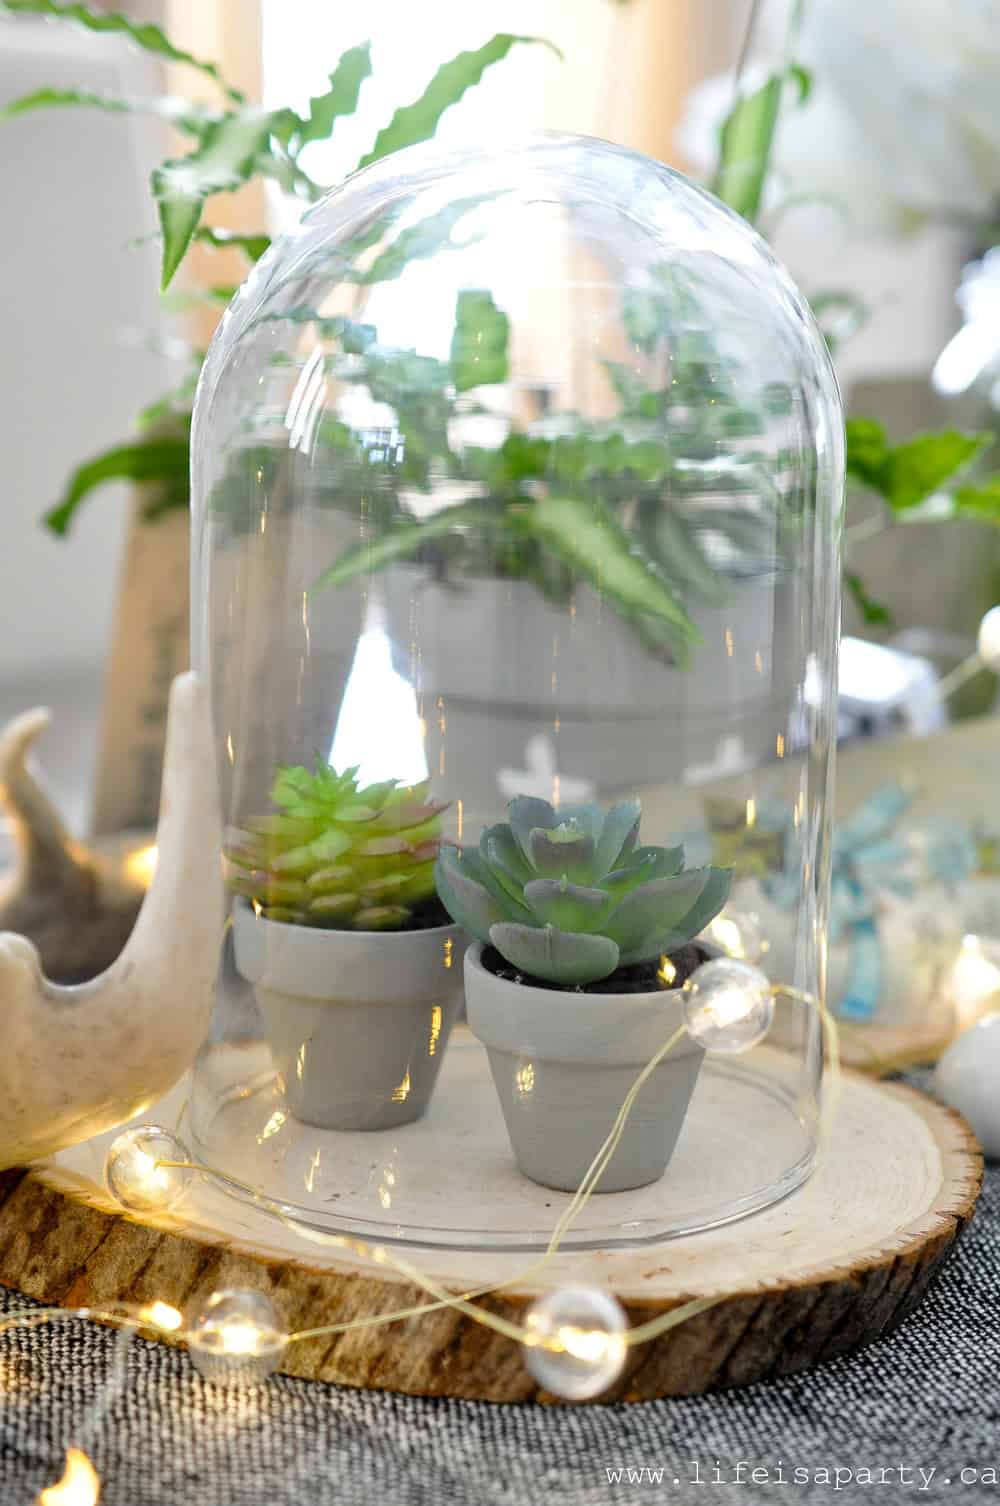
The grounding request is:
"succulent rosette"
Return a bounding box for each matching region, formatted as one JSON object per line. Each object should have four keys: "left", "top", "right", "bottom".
{"left": 226, "top": 761, "right": 446, "bottom": 929}
{"left": 435, "top": 795, "right": 731, "bottom": 985}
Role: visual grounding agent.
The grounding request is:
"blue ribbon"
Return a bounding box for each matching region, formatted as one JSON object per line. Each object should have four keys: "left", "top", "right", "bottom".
{"left": 764, "top": 785, "right": 976, "bottom": 1022}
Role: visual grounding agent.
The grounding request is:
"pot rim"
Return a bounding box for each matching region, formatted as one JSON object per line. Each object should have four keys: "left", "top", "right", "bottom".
{"left": 463, "top": 940, "right": 700, "bottom": 1066}
{"left": 232, "top": 896, "right": 464, "bottom": 1002}
{"left": 231, "top": 894, "right": 460, "bottom": 945}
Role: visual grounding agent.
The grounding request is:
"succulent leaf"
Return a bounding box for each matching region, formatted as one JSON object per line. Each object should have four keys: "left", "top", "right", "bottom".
{"left": 434, "top": 846, "right": 507, "bottom": 944}
{"left": 593, "top": 798, "right": 641, "bottom": 875}
{"left": 522, "top": 878, "right": 615, "bottom": 933}
{"left": 434, "top": 795, "right": 731, "bottom": 987}
{"left": 526, "top": 824, "right": 596, "bottom": 880}
{"left": 602, "top": 871, "right": 710, "bottom": 955}
{"left": 508, "top": 796, "right": 560, "bottom": 861}
{"left": 226, "top": 760, "right": 447, "bottom": 929}
{"left": 619, "top": 867, "right": 733, "bottom": 964}
{"left": 489, "top": 923, "right": 620, "bottom": 986}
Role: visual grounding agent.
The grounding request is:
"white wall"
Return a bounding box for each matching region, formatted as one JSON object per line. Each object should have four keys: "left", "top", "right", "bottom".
{"left": 0, "top": 20, "right": 174, "bottom": 686}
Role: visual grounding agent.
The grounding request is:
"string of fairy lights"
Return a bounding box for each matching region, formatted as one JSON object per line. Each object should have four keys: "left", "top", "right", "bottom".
{"left": 3, "top": 955, "right": 842, "bottom": 1503}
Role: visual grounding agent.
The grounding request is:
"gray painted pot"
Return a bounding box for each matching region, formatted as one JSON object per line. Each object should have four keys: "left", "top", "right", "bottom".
{"left": 233, "top": 899, "right": 464, "bottom": 1131}
{"left": 464, "top": 943, "right": 704, "bottom": 1193}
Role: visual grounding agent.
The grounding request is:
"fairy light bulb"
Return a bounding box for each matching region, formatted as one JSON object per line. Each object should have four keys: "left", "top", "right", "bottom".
{"left": 683, "top": 957, "right": 774, "bottom": 1053}
{"left": 977, "top": 605, "right": 1000, "bottom": 670}
{"left": 188, "top": 1288, "right": 288, "bottom": 1387}
{"left": 36, "top": 1448, "right": 100, "bottom": 1506}
{"left": 522, "top": 1286, "right": 627, "bottom": 1399}
{"left": 105, "top": 1125, "right": 192, "bottom": 1214}
{"left": 949, "top": 934, "right": 1000, "bottom": 1030}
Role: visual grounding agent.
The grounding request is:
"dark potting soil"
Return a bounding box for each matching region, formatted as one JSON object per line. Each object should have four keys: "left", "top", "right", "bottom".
{"left": 480, "top": 941, "right": 710, "bottom": 994}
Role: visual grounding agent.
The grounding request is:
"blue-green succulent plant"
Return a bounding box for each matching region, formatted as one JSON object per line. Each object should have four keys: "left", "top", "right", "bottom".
{"left": 435, "top": 796, "right": 732, "bottom": 986}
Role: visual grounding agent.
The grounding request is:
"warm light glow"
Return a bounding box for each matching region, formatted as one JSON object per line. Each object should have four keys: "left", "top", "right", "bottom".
{"left": 775, "top": 733, "right": 786, "bottom": 758}
{"left": 515, "top": 1062, "right": 535, "bottom": 1096}
{"left": 950, "top": 935, "right": 1000, "bottom": 1030}
{"left": 392, "top": 1070, "right": 412, "bottom": 1103}
{"left": 443, "top": 938, "right": 454, "bottom": 970}
{"left": 428, "top": 1005, "right": 443, "bottom": 1055}
{"left": 139, "top": 1301, "right": 183, "bottom": 1333}
{"left": 37, "top": 1448, "right": 100, "bottom": 1506}
{"left": 124, "top": 843, "right": 158, "bottom": 889}
{"left": 695, "top": 987, "right": 756, "bottom": 1032}
{"left": 257, "top": 1110, "right": 287, "bottom": 1144}
{"left": 745, "top": 798, "right": 757, "bottom": 829}
{"left": 217, "top": 1319, "right": 268, "bottom": 1357}
{"left": 555, "top": 1323, "right": 625, "bottom": 1368}
{"left": 657, "top": 956, "right": 677, "bottom": 987}
{"left": 707, "top": 917, "right": 744, "bottom": 958}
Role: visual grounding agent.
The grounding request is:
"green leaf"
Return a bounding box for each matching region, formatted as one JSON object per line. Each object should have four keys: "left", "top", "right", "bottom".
{"left": 153, "top": 109, "right": 278, "bottom": 288}
{"left": 313, "top": 500, "right": 508, "bottom": 589}
{"left": 713, "top": 63, "right": 811, "bottom": 224}
{"left": 713, "top": 75, "right": 782, "bottom": 222}
{"left": 0, "top": 86, "right": 131, "bottom": 120}
{"left": 356, "top": 34, "right": 559, "bottom": 171}
{"left": 194, "top": 226, "right": 271, "bottom": 263}
{"left": 524, "top": 496, "right": 700, "bottom": 653}
{"left": 295, "top": 43, "right": 372, "bottom": 148}
{"left": 44, "top": 431, "right": 190, "bottom": 535}
{"left": 846, "top": 419, "right": 990, "bottom": 511}
{"left": 450, "top": 289, "right": 510, "bottom": 392}
{"left": 0, "top": 0, "right": 242, "bottom": 102}
{"left": 882, "top": 431, "right": 991, "bottom": 511}
{"left": 845, "top": 572, "right": 893, "bottom": 628}
{"left": 952, "top": 476, "right": 1000, "bottom": 525}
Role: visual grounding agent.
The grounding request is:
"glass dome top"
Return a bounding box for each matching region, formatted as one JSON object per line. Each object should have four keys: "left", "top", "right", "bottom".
{"left": 189, "top": 133, "right": 844, "bottom": 1250}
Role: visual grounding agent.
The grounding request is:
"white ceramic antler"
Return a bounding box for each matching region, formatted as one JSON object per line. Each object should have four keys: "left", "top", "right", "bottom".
{"left": 0, "top": 673, "right": 224, "bottom": 1169}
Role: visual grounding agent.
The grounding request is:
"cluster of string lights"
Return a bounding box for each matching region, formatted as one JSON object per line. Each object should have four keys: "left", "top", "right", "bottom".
{"left": 5, "top": 950, "right": 839, "bottom": 1503}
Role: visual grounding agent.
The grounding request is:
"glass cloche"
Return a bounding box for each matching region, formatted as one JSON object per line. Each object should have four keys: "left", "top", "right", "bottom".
{"left": 188, "top": 133, "right": 844, "bottom": 1249}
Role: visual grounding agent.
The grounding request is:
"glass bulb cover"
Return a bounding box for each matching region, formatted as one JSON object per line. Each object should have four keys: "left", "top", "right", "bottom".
{"left": 187, "top": 132, "right": 841, "bottom": 1250}
{"left": 188, "top": 1288, "right": 288, "bottom": 1387}
{"left": 523, "top": 1285, "right": 628, "bottom": 1399}
{"left": 105, "top": 1125, "right": 191, "bottom": 1215}
{"left": 684, "top": 958, "right": 775, "bottom": 1054}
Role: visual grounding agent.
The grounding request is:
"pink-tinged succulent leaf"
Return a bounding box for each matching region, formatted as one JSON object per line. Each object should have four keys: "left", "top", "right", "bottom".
{"left": 353, "top": 904, "right": 410, "bottom": 930}
{"left": 308, "top": 892, "right": 359, "bottom": 920}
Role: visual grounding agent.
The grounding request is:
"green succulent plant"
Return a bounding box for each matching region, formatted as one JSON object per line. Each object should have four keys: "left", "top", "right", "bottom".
{"left": 226, "top": 761, "right": 446, "bottom": 930}
{"left": 435, "top": 795, "right": 731, "bottom": 986}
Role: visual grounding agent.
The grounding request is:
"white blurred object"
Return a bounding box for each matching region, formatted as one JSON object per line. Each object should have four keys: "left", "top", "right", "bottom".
{"left": 976, "top": 605, "right": 1000, "bottom": 671}
{"left": 837, "top": 636, "right": 946, "bottom": 740}
{"left": 934, "top": 1012, "right": 1000, "bottom": 1159}
{"left": 933, "top": 249, "right": 1000, "bottom": 399}
{"left": 0, "top": 18, "right": 173, "bottom": 801}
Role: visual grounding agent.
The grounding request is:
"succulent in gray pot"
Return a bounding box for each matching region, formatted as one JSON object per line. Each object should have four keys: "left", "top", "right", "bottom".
{"left": 435, "top": 796, "right": 731, "bottom": 1192}
{"left": 228, "top": 761, "right": 464, "bottom": 1132}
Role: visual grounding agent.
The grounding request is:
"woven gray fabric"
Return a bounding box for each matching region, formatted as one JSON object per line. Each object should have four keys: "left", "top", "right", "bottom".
{"left": 0, "top": 1159, "right": 996, "bottom": 1505}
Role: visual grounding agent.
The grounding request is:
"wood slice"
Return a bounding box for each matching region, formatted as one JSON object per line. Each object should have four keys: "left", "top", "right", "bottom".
{"left": 0, "top": 1073, "right": 981, "bottom": 1403}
